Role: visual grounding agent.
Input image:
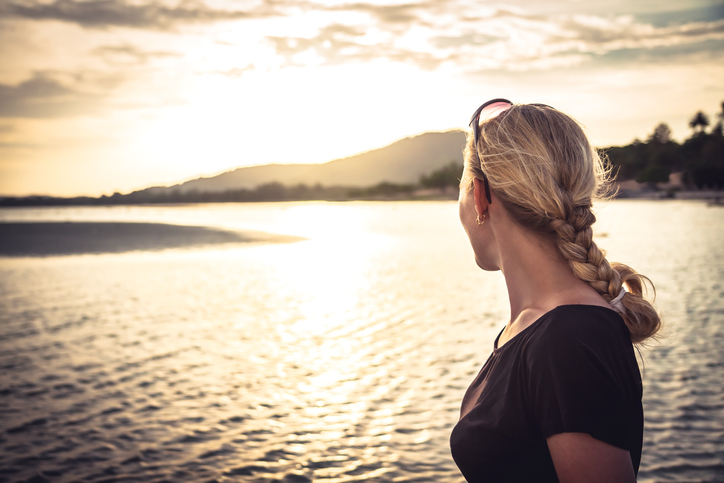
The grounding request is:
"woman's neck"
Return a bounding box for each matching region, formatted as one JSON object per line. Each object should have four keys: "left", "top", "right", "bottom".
{"left": 494, "top": 220, "right": 606, "bottom": 330}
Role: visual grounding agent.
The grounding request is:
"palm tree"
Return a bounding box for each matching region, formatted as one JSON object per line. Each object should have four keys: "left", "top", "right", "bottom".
{"left": 689, "top": 111, "right": 710, "bottom": 134}
{"left": 715, "top": 102, "right": 724, "bottom": 135}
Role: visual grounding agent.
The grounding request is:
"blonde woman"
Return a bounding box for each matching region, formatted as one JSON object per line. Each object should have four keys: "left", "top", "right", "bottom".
{"left": 451, "top": 100, "right": 661, "bottom": 482}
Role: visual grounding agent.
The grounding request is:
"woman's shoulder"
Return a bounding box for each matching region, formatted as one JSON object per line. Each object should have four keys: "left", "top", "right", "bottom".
{"left": 523, "top": 304, "right": 632, "bottom": 359}
{"left": 543, "top": 303, "right": 624, "bottom": 327}
{"left": 519, "top": 307, "right": 643, "bottom": 466}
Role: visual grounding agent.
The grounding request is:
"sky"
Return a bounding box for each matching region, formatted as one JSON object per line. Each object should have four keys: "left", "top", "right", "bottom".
{"left": 1, "top": 0, "right": 723, "bottom": 197}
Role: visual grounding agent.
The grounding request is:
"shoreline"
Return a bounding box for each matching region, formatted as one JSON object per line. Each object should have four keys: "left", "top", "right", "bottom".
{"left": 1, "top": 188, "right": 722, "bottom": 206}
{"left": 0, "top": 222, "right": 302, "bottom": 257}
{"left": 614, "top": 189, "right": 724, "bottom": 201}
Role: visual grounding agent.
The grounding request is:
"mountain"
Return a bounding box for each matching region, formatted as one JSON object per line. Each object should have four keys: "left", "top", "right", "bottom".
{"left": 142, "top": 130, "right": 467, "bottom": 194}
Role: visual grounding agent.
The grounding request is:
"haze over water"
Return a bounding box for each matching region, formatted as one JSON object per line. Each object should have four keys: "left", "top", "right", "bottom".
{"left": 0, "top": 200, "right": 722, "bottom": 482}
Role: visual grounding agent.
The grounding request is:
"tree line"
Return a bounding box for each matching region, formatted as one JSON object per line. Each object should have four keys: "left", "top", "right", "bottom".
{"left": 0, "top": 162, "right": 466, "bottom": 206}
{"left": 1, "top": 102, "right": 722, "bottom": 207}
{"left": 605, "top": 102, "right": 724, "bottom": 188}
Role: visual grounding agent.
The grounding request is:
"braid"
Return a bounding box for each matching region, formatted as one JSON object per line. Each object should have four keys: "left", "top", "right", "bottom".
{"left": 550, "top": 201, "right": 622, "bottom": 302}
{"left": 550, "top": 198, "right": 659, "bottom": 343}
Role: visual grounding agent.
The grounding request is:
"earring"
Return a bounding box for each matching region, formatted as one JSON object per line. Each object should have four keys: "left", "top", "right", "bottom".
{"left": 477, "top": 214, "right": 486, "bottom": 226}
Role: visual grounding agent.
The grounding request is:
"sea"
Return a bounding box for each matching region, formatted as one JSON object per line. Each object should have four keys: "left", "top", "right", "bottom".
{"left": 0, "top": 200, "right": 722, "bottom": 483}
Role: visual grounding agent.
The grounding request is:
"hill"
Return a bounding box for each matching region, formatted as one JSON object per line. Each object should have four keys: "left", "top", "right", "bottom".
{"left": 141, "top": 130, "right": 467, "bottom": 194}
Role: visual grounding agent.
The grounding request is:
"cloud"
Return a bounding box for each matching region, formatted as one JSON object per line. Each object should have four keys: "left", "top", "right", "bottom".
{"left": 557, "top": 15, "right": 724, "bottom": 53}
{"left": 266, "top": 21, "right": 447, "bottom": 70}
{"left": 216, "top": 66, "right": 256, "bottom": 77}
{"left": 239, "top": 1, "right": 723, "bottom": 72}
{"left": 0, "top": 0, "right": 442, "bottom": 32}
{"left": 330, "top": 2, "right": 423, "bottom": 24}
{"left": 430, "top": 32, "right": 498, "bottom": 49}
{"left": 0, "top": 72, "right": 119, "bottom": 118}
{"left": 599, "top": 38, "right": 724, "bottom": 64}
{"left": 635, "top": 3, "right": 724, "bottom": 28}
{"left": 93, "top": 44, "right": 181, "bottom": 65}
{"left": 0, "top": 0, "right": 268, "bottom": 29}
{"left": 3, "top": 0, "right": 724, "bottom": 79}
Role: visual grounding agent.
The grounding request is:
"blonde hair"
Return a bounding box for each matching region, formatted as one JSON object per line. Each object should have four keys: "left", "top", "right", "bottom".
{"left": 463, "top": 103, "right": 660, "bottom": 344}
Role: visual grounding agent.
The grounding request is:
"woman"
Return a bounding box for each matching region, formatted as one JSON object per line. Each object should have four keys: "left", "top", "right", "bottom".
{"left": 451, "top": 99, "right": 661, "bottom": 482}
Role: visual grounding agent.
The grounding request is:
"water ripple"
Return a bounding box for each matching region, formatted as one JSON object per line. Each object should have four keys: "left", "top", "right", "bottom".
{"left": 0, "top": 201, "right": 722, "bottom": 482}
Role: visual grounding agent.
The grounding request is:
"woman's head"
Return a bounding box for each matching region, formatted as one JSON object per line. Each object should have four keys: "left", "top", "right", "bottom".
{"left": 462, "top": 101, "right": 660, "bottom": 344}
{"left": 462, "top": 103, "right": 607, "bottom": 223}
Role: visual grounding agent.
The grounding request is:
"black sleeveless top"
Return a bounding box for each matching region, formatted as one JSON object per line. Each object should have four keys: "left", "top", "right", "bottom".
{"left": 450, "top": 305, "right": 643, "bottom": 483}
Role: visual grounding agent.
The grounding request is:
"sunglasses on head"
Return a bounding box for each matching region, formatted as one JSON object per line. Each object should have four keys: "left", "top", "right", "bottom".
{"left": 468, "top": 98, "right": 512, "bottom": 204}
{"left": 468, "top": 98, "right": 513, "bottom": 147}
{"left": 467, "top": 99, "right": 554, "bottom": 203}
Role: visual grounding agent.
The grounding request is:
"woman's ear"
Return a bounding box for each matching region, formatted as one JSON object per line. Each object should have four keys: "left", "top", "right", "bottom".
{"left": 472, "top": 178, "right": 490, "bottom": 218}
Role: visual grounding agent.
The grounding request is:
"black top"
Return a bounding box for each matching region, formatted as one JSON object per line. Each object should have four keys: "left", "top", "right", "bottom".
{"left": 450, "top": 305, "right": 643, "bottom": 483}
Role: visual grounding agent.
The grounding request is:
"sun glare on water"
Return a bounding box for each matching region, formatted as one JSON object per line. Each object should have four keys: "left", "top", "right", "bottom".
{"left": 265, "top": 203, "right": 386, "bottom": 334}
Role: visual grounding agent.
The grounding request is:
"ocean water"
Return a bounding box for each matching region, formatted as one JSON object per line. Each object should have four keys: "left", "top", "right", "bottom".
{"left": 0, "top": 200, "right": 722, "bottom": 483}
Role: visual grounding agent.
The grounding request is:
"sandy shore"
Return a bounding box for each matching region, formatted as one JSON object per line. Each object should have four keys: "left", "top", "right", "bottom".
{"left": 0, "top": 222, "right": 301, "bottom": 256}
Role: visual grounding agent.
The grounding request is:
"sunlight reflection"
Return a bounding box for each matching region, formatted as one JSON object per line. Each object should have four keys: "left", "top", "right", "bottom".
{"left": 265, "top": 204, "right": 388, "bottom": 338}
{"left": 276, "top": 203, "right": 376, "bottom": 239}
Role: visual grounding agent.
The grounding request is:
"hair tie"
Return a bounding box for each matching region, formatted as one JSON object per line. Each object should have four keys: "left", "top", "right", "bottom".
{"left": 609, "top": 288, "right": 626, "bottom": 312}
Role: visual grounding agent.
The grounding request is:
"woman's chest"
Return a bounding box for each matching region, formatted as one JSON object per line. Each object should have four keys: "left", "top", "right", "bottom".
{"left": 456, "top": 349, "right": 534, "bottom": 439}
{"left": 450, "top": 349, "right": 557, "bottom": 482}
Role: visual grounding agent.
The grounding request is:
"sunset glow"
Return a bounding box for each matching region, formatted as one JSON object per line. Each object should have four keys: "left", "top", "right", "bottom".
{"left": 1, "top": 0, "right": 723, "bottom": 196}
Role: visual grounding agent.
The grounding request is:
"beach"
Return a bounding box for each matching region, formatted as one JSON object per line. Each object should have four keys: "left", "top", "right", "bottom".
{"left": 0, "top": 222, "right": 301, "bottom": 257}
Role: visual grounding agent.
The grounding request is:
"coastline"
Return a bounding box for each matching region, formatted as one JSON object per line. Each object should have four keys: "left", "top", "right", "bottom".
{"left": 614, "top": 189, "right": 724, "bottom": 201}
{"left": 1, "top": 187, "right": 722, "bottom": 206}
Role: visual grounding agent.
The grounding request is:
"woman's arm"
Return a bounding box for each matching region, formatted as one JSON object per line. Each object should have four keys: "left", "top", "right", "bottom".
{"left": 547, "top": 432, "right": 636, "bottom": 483}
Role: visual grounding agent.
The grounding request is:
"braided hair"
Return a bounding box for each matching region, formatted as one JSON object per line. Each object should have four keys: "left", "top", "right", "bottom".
{"left": 462, "top": 103, "right": 660, "bottom": 344}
